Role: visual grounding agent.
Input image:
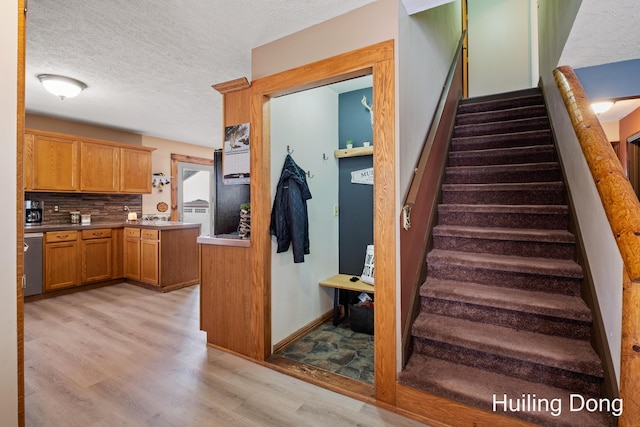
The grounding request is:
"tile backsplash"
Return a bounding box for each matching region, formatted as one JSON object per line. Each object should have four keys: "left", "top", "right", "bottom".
{"left": 25, "top": 192, "right": 142, "bottom": 225}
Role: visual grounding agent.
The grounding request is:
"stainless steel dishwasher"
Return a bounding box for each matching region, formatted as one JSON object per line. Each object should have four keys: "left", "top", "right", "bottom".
{"left": 24, "top": 232, "right": 43, "bottom": 297}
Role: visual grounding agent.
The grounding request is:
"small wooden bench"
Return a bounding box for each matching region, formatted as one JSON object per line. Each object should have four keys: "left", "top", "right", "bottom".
{"left": 319, "top": 274, "right": 374, "bottom": 326}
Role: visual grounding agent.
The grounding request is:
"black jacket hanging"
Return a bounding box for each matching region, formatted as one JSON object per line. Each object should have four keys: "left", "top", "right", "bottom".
{"left": 270, "top": 154, "right": 312, "bottom": 263}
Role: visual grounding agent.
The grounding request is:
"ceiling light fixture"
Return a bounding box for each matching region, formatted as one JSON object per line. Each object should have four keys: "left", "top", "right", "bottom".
{"left": 37, "top": 74, "right": 87, "bottom": 100}
{"left": 591, "top": 100, "right": 614, "bottom": 115}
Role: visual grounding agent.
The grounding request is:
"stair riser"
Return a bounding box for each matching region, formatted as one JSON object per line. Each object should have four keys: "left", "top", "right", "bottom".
{"left": 445, "top": 167, "right": 562, "bottom": 184}
{"left": 454, "top": 117, "right": 550, "bottom": 138}
{"left": 458, "top": 95, "right": 544, "bottom": 115}
{"left": 438, "top": 209, "right": 569, "bottom": 230}
{"left": 413, "top": 339, "right": 602, "bottom": 397}
{"left": 448, "top": 150, "right": 556, "bottom": 167}
{"left": 456, "top": 106, "right": 548, "bottom": 126}
{"left": 432, "top": 235, "right": 575, "bottom": 259}
{"left": 426, "top": 263, "right": 582, "bottom": 296}
{"left": 420, "top": 298, "right": 591, "bottom": 340}
{"left": 451, "top": 131, "right": 552, "bottom": 152}
{"left": 442, "top": 188, "right": 566, "bottom": 206}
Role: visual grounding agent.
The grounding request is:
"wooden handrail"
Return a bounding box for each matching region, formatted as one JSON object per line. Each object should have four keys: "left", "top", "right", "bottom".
{"left": 554, "top": 66, "right": 640, "bottom": 282}
{"left": 554, "top": 65, "right": 640, "bottom": 427}
{"left": 402, "top": 31, "right": 466, "bottom": 229}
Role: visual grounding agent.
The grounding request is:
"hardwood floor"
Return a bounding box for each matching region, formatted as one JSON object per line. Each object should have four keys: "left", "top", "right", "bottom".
{"left": 24, "top": 283, "right": 428, "bottom": 426}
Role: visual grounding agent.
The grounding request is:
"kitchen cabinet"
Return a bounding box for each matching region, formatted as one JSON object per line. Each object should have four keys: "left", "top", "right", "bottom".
{"left": 120, "top": 147, "right": 153, "bottom": 193}
{"left": 44, "top": 230, "right": 80, "bottom": 291}
{"left": 80, "top": 141, "right": 120, "bottom": 192}
{"left": 25, "top": 132, "right": 79, "bottom": 191}
{"left": 124, "top": 227, "right": 141, "bottom": 281}
{"left": 124, "top": 225, "right": 200, "bottom": 290}
{"left": 81, "top": 228, "right": 112, "bottom": 283}
{"left": 24, "top": 129, "right": 154, "bottom": 194}
{"left": 140, "top": 229, "right": 159, "bottom": 285}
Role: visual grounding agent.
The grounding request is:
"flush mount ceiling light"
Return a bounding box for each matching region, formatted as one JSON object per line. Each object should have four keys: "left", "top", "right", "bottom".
{"left": 591, "top": 100, "right": 614, "bottom": 115}
{"left": 37, "top": 74, "right": 87, "bottom": 100}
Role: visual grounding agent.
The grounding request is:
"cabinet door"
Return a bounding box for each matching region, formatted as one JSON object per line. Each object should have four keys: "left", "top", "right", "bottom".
{"left": 80, "top": 141, "right": 119, "bottom": 192}
{"left": 123, "top": 237, "right": 141, "bottom": 280}
{"left": 82, "top": 238, "right": 112, "bottom": 283}
{"left": 120, "top": 148, "right": 152, "bottom": 193}
{"left": 33, "top": 134, "right": 79, "bottom": 191}
{"left": 44, "top": 241, "right": 80, "bottom": 291}
{"left": 24, "top": 133, "right": 34, "bottom": 190}
{"left": 141, "top": 239, "right": 159, "bottom": 285}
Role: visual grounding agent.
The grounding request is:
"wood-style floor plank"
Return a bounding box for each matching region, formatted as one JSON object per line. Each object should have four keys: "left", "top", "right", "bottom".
{"left": 24, "top": 283, "right": 429, "bottom": 426}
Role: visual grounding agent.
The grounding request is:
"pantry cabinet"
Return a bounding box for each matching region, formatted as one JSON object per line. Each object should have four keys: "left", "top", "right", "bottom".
{"left": 44, "top": 230, "right": 80, "bottom": 291}
{"left": 24, "top": 129, "right": 154, "bottom": 194}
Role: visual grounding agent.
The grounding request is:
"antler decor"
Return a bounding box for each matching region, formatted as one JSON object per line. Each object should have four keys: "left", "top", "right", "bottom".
{"left": 361, "top": 95, "right": 373, "bottom": 125}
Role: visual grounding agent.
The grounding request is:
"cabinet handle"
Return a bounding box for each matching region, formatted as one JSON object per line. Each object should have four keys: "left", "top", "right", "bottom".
{"left": 57, "top": 234, "right": 68, "bottom": 239}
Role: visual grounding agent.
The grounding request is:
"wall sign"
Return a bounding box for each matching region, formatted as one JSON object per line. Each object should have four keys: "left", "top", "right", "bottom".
{"left": 351, "top": 167, "right": 374, "bottom": 185}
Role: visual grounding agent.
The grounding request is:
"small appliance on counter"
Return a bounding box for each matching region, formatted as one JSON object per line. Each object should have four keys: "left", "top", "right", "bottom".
{"left": 25, "top": 200, "right": 43, "bottom": 225}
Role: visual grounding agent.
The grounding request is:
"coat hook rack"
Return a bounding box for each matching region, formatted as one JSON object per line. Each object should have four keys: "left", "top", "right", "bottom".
{"left": 306, "top": 170, "right": 314, "bottom": 178}
{"left": 322, "top": 153, "right": 328, "bottom": 160}
{"left": 287, "top": 145, "right": 294, "bottom": 154}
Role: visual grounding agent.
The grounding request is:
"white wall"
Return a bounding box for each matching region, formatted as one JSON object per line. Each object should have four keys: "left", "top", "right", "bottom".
{"left": 398, "top": 0, "right": 462, "bottom": 198}
{"left": 1, "top": 1, "right": 19, "bottom": 425}
{"left": 467, "top": 0, "right": 534, "bottom": 97}
{"left": 538, "top": 0, "right": 623, "bottom": 386}
{"left": 270, "top": 87, "right": 339, "bottom": 347}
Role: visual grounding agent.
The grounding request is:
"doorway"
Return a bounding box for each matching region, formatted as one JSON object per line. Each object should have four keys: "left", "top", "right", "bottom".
{"left": 170, "top": 154, "right": 214, "bottom": 233}
{"left": 177, "top": 161, "right": 214, "bottom": 236}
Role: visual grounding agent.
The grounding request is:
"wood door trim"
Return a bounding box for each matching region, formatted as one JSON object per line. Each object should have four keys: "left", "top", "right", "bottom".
{"left": 17, "top": 1, "right": 26, "bottom": 425}
{"left": 250, "top": 39, "right": 396, "bottom": 404}
{"left": 170, "top": 153, "right": 213, "bottom": 221}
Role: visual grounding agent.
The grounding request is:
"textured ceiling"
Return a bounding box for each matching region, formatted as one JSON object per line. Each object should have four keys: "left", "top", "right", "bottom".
{"left": 25, "top": 1, "right": 640, "bottom": 148}
{"left": 25, "top": 0, "right": 376, "bottom": 148}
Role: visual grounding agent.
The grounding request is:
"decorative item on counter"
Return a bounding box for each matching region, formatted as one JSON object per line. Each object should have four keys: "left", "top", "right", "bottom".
{"left": 127, "top": 212, "right": 138, "bottom": 222}
{"left": 70, "top": 211, "right": 80, "bottom": 224}
{"left": 238, "top": 202, "right": 251, "bottom": 239}
{"left": 81, "top": 214, "right": 91, "bottom": 225}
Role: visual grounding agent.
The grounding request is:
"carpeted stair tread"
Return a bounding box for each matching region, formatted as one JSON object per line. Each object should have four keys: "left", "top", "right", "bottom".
{"left": 458, "top": 91, "right": 544, "bottom": 114}
{"left": 420, "top": 278, "right": 592, "bottom": 322}
{"left": 448, "top": 143, "right": 555, "bottom": 162}
{"left": 442, "top": 182, "right": 566, "bottom": 206}
{"left": 445, "top": 161, "right": 561, "bottom": 184}
{"left": 399, "top": 355, "right": 612, "bottom": 427}
{"left": 456, "top": 105, "right": 548, "bottom": 126}
{"left": 412, "top": 313, "right": 603, "bottom": 377}
{"left": 433, "top": 224, "right": 575, "bottom": 244}
{"left": 427, "top": 249, "right": 583, "bottom": 279}
{"left": 442, "top": 181, "right": 565, "bottom": 192}
{"left": 453, "top": 116, "right": 550, "bottom": 138}
{"left": 451, "top": 129, "right": 553, "bottom": 152}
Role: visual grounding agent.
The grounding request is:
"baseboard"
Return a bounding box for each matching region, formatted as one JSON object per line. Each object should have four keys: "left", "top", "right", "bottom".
{"left": 272, "top": 309, "right": 333, "bottom": 354}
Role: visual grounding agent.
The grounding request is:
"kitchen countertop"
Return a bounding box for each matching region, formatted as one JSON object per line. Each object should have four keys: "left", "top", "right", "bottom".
{"left": 24, "top": 221, "right": 201, "bottom": 233}
{"left": 197, "top": 234, "right": 251, "bottom": 247}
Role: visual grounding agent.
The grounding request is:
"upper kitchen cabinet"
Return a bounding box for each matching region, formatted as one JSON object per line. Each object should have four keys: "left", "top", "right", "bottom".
{"left": 120, "top": 147, "right": 153, "bottom": 193}
{"left": 80, "top": 141, "right": 120, "bottom": 192}
{"left": 25, "top": 131, "right": 79, "bottom": 191}
{"left": 24, "top": 129, "right": 155, "bottom": 194}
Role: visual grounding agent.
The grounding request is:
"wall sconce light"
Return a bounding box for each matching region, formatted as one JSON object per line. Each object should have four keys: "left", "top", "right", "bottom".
{"left": 37, "top": 74, "right": 87, "bottom": 100}
{"left": 591, "top": 101, "right": 614, "bottom": 115}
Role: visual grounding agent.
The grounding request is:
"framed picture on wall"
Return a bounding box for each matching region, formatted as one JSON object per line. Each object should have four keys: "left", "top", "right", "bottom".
{"left": 223, "top": 123, "right": 250, "bottom": 184}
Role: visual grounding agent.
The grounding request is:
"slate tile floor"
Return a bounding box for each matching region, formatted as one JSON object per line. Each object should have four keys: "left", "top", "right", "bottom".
{"left": 278, "top": 319, "right": 375, "bottom": 384}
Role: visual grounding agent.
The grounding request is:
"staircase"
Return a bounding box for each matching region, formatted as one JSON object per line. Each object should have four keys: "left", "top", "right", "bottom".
{"left": 398, "top": 89, "right": 613, "bottom": 426}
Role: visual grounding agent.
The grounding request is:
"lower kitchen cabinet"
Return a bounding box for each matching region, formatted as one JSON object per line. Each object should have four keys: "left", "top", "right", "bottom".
{"left": 81, "top": 228, "right": 112, "bottom": 283}
{"left": 124, "top": 225, "right": 200, "bottom": 290}
{"left": 140, "top": 230, "right": 159, "bottom": 285}
{"left": 44, "top": 230, "right": 80, "bottom": 291}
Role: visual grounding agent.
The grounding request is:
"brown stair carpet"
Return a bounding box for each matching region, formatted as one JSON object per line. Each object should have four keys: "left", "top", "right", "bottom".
{"left": 398, "top": 88, "right": 613, "bottom": 426}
